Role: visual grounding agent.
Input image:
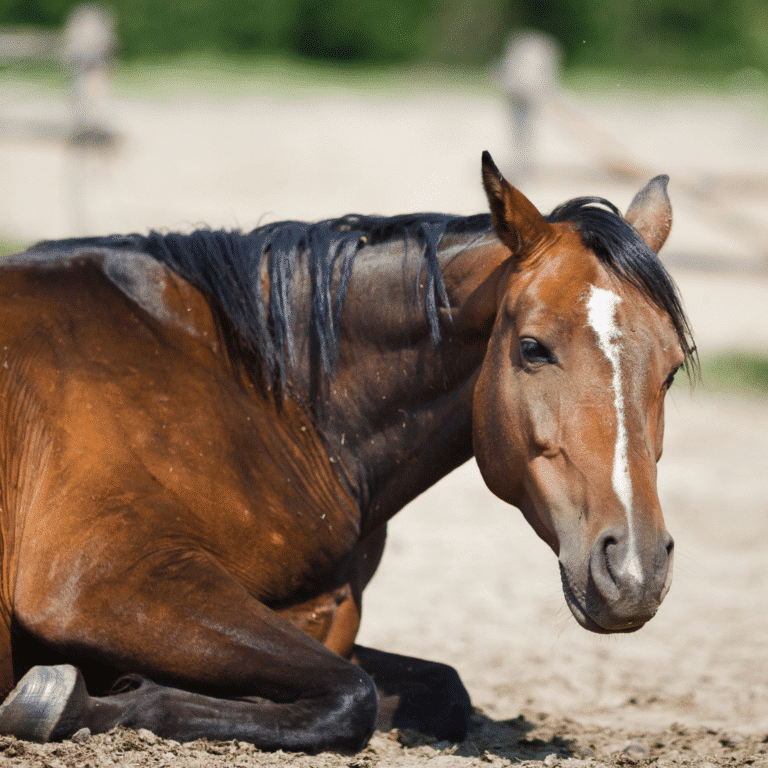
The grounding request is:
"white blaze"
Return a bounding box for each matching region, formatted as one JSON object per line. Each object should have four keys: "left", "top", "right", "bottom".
{"left": 585, "top": 285, "right": 642, "bottom": 582}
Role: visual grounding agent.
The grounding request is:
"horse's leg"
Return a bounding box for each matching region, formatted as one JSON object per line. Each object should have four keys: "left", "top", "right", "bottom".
{"left": 351, "top": 644, "right": 472, "bottom": 741}
{"left": 5, "top": 549, "right": 377, "bottom": 752}
{"left": 0, "top": 664, "right": 374, "bottom": 749}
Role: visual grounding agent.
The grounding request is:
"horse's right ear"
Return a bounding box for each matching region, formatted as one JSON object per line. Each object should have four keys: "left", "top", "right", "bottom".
{"left": 481, "top": 151, "right": 553, "bottom": 256}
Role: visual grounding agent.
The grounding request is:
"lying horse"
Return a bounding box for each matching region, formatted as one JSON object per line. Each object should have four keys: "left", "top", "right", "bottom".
{"left": 0, "top": 153, "right": 694, "bottom": 751}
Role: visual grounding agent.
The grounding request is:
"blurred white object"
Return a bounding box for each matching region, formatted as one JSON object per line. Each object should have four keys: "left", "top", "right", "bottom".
{"left": 62, "top": 4, "right": 117, "bottom": 134}
{"left": 500, "top": 31, "right": 562, "bottom": 179}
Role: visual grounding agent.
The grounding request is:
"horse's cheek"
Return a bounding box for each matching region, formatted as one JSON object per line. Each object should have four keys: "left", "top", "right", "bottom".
{"left": 521, "top": 383, "right": 560, "bottom": 457}
{"left": 471, "top": 362, "right": 526, "bottom": 505}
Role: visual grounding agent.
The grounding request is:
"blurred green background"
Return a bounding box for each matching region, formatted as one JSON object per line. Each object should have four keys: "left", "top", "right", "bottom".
{"left": 0, "top": 0, "right": 765, "bottom": 73}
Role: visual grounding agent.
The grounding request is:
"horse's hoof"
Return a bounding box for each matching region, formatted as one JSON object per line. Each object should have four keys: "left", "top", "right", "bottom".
{"left": 0, "top": 665, "right": 89, "bottom": 742}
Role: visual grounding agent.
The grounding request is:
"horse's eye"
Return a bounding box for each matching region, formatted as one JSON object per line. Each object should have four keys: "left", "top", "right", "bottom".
{"left": 520, "top": 337, "right": 556, "bottom": 365}
{"left": 665, "top": 368, "right": 679, "bottom": 389}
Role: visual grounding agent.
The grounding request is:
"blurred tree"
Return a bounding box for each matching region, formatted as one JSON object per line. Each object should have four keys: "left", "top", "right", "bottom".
{"left": 419, "top": 0, "right": 512, "bottom": 65}
{"left": 0, "top": 0, "right": 71, "bottom": 26}
{"left": 0, "top": 0, "right": 764, "bottom": 73}
{"left": 291, "top": 0, "right": 424, "bottom": 62}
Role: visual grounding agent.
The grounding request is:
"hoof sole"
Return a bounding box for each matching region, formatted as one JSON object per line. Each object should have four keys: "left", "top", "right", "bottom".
{"left": 0, "top": 665, "right": 88, "bottom": 742}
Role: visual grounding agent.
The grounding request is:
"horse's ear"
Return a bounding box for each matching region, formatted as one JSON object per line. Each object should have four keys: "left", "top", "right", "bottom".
{"left": 625, "top": 174, "right": 672, "bottom": 253}
{"left": 481, "top": 151, "right": 553, "bottom": 256}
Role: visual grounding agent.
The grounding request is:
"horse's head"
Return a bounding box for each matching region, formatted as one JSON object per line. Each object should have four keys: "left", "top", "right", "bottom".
{"left": 472, "top": 152, "right": 694, "bottom": 634}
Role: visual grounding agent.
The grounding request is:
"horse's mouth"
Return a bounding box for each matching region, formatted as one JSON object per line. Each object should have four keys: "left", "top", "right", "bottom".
{"left": 558, "top": 563, "right": 644, "bottom": 635}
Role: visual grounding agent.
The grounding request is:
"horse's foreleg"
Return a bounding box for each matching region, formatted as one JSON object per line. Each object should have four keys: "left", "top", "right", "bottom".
{"left": 351, "top": 644, "right": 472, "bottom": 742}
{"left": 0, "top": 664, "right": 375, "bottom": 750}
{"left": 6, "top": 549, "right": 377, "bottom": 752}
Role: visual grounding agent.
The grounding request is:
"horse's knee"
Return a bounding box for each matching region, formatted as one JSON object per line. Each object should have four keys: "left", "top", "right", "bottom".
{"left": 312, "top": 669, "right": 378, "bottom": 753}
{"left": 353, "top": 648, "right": 471, "bottom": 742}
{"left": 424, "top": 662, "right": 471, "bottom": 711}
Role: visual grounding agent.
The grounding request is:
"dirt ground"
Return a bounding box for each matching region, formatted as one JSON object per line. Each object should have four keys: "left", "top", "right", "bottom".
{"left": 0, "top": 72, "right": 767, "bottom": 766}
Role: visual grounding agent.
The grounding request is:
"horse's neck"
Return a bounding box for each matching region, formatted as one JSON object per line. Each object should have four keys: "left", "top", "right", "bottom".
{"left": 312, "top": 230, "right": 507, "bottom": 533}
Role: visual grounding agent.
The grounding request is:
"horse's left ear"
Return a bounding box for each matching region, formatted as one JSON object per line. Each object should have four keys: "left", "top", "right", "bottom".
{"left": 625, "top": 175, "right": 672, "bottom": 253}
{"left": 481, "top": 151, "right": 553, "bottom": 257}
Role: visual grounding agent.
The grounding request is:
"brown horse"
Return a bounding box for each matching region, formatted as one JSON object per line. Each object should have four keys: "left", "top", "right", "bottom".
{"left": 0, "top": 153, "right": 694, "bottom": 751}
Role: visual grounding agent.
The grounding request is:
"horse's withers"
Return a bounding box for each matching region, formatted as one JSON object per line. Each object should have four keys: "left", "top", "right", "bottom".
{"left": 473, "top": 155, "right": 685, "bottom": 633}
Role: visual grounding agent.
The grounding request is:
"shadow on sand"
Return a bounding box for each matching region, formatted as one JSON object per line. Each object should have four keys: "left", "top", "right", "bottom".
{"left": 394, "top": 711, "right": 580, "bottom": 763}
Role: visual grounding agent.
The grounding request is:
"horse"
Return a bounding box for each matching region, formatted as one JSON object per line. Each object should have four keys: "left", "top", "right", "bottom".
{"left": 0, "top": 152, "right": 694, "bottom": 752}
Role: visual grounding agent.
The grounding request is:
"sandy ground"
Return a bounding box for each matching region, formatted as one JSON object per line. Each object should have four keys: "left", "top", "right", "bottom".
{"left": 0, "top": 71, "right": 767, "bottom": 766}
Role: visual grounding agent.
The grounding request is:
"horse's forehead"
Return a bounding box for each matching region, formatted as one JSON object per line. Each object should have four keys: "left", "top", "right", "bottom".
{"left": 512, "top": 237, "right": 678, "bottom": 351}
{"left": 579, "top": 272, "right": 678, "bottom": 351}
{"left": 517, "top": 230, "right": 600, "bottom": 305}
{"left": 508, "top": 236, "right": 597, "bottom": 320}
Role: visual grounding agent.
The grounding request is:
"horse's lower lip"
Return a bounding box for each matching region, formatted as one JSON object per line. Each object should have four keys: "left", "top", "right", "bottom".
{"left": 559, "top": 563, "right": 645, "bottom": 635}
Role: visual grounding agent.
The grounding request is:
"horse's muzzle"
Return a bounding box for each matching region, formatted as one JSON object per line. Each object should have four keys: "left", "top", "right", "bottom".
{"left": 560, "top": 525, "right": 674, "bottom": 634}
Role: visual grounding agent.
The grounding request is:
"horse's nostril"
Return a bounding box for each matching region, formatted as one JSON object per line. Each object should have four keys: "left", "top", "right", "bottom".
{"left": 588, "top": 528, "right": 622, "bottom": 601}
{"left": 602, "top": 535, "right": 620, "bottom": 587}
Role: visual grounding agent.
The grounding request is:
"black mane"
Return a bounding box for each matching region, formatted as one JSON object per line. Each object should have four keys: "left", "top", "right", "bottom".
{"left": 46, "top": 214, "right": 490, "bottom": 383}
{"left": 38, "top": 198, "right": 694, "bottom": 382}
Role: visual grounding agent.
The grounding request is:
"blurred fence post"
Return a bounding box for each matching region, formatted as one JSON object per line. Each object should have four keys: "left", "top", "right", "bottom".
{"left": 0, "top": 4, "right": 118, "bottom": 235}
{"left": 61, "top": 4, "right": 117, "bottom": 234}
{"left": 62, "top": 4, "right": 117, "bottom": 145}
{"left": 499, "top": 30, "right": 562, "bottom": 180}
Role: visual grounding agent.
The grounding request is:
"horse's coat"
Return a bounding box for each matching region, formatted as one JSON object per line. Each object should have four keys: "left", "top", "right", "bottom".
{"left": 0, "top": 153, "right": 694, "bottom": 751}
